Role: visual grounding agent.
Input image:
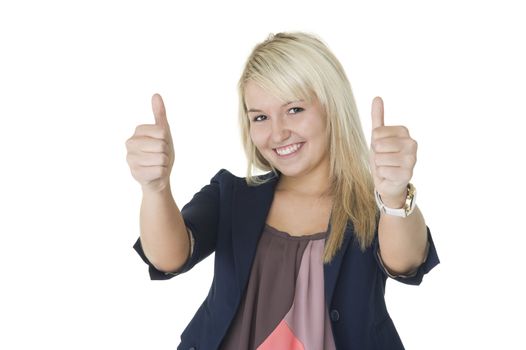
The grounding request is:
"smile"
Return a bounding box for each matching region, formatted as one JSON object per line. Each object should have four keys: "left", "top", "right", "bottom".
{"left": 274, "top": 142, "right": 304, "bottom": 157}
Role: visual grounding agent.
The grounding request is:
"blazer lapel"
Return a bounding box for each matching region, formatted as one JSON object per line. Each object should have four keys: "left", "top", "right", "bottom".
{"left": 231, "top": 171, "right": 279, "bottom": 296}
{"left": 323, "top": 222, "right": 354, "bottom": 306}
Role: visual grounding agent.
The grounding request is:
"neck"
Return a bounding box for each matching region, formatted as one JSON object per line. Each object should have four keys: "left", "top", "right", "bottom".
{"left": 275, "top": 167, "right": 333, "bottom": 199}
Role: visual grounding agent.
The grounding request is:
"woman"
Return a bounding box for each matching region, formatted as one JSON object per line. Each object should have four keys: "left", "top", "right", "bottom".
{"left": 126, "top": 32, "right": 439, "bottom": 350}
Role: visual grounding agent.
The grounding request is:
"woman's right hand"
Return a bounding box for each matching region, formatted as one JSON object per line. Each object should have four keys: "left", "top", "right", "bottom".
{"left": 125, "top": 94, "right": 175, "bottom": 193}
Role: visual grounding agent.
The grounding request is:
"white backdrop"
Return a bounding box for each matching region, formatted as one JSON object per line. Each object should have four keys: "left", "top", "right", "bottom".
{"left": 1, "top": 0, "right": 524, "bottom": 349}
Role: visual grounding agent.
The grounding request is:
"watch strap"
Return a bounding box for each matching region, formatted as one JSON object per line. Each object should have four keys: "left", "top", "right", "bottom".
{"left": 375, "top": 183, "right": 417, "bottom": 217}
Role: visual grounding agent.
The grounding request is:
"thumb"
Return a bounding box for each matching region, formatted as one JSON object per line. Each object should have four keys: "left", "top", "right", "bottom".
{"left": 371, "top": 96, "right": 384, "bottom": 131}
{"left": 152, "top": 93, "right": 169, "bottom": 127}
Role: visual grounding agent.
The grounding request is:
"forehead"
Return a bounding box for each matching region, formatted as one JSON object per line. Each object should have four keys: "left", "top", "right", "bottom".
{"left": 244, "top": 81, "right": 288, "bottom": 108}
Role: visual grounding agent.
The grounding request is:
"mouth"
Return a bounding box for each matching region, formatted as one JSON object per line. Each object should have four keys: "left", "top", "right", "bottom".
{"left": 273, "top": 142, "right": 305, "bottom": 158}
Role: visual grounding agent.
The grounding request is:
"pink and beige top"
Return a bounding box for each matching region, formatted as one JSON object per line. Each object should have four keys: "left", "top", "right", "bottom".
{"left": 219, "top": 223, "right": 336, "bottom": 350}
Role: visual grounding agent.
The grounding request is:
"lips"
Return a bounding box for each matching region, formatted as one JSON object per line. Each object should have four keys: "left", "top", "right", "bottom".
{"left": 273, "top": 142, "right": 305, "bottom": 157}
{"left": 273, "top": 142, "right": 304, "bottom": 151}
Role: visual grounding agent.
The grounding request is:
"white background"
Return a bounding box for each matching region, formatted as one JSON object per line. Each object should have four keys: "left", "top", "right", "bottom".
{"left": 1, "top": 0, "right": 524, "bottom": 349}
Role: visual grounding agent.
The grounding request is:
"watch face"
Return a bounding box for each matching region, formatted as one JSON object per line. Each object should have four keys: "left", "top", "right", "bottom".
{"left": 405, "top": 184, "right": 417, "bottom": 216}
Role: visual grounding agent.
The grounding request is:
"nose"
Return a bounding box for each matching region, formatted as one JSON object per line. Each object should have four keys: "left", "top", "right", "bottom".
{"left": 271, "top": 116, "right": 291, "bottom": 144}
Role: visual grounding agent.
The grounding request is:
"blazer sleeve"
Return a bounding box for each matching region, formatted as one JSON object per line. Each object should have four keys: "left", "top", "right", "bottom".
{"left": 373, "top": 213, "right": 440, "bottom": 286}
{"left": 132, "top": 168, "right": 227, "bottom": 280}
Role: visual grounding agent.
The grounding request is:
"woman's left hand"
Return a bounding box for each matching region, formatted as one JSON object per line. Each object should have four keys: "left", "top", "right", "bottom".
{"left": 369, "top": 96, "right": 417, "bottom": 207}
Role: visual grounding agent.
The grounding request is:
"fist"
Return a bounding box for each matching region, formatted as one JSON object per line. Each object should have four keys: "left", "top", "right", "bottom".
{"left": 125, "top": 93, "right": 175, "bottom": 193}
{"left": 369, "top": 97, "right": 417, "bottom": 206}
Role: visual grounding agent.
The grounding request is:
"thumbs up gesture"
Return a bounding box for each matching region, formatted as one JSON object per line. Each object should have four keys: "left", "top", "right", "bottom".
{"left": 125, "top": 94, "right": 175, "bottom": 193}
{"left": 369, "top": 97, "right": 417, "bottom": 207}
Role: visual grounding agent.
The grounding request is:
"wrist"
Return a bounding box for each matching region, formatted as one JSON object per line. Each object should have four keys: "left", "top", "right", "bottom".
{"left": 378, "top": 189, "right": 408, "bottom": 209}
{"left": 142, "top": 182, "right": 172, "bottom": 197}
{"left": 375, "top": 183, "right": 417, "bottom": 218}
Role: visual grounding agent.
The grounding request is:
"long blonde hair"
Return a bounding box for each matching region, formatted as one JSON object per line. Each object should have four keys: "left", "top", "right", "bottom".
{"left": 237, "top": 32, "right": 378, "bottom": 263}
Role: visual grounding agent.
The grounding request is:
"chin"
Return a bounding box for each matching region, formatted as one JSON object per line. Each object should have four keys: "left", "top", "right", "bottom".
{"left": 272, "top": 166, "right": 306, "bottom": 178}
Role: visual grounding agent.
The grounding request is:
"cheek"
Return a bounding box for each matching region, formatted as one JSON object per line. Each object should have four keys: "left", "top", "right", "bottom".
{"left": 249, "top": 127, "right": 266, "bottom": 147}
{"left": 308, "top": 120, "right": 330, "bottom": 152}
{"left": 249, "top": 128, "right": 257, "bottom": 145}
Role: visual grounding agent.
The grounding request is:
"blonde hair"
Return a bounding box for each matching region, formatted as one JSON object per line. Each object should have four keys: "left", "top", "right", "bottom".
{"left": 237, "top": 32, "right": 378, "bottom": 263}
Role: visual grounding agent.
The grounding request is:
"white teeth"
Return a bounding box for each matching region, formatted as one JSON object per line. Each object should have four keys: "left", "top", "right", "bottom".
{"left": 276, "top": 143, "right": 302, "bottom": 155}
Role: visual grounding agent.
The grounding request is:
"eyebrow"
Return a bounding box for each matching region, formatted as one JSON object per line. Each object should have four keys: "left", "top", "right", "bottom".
{"left": 247, "top": 100, "right": 304, "bottom": 113}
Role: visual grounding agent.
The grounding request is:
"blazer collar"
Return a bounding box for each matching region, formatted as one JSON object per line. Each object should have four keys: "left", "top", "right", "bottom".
{"left": 231, "top": 171, "right": 353, "bottom": 306}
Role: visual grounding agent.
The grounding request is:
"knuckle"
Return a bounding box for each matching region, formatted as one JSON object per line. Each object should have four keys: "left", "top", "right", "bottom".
{"left": 153, "top": 153, "right": 163, "bottom": 165}
{"left": 160, "top": 140, "right": 169, "bottom": 153}
{"left": 404, "top": 138, "right": 417, "bottom": 151}
{"left": 126, "top": 137, "right": 137, "bottom": 149}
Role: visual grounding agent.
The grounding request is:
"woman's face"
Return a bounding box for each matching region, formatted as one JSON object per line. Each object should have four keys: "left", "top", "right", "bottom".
{"left": 245, "top": 81, "right": 330, "bottom": 178}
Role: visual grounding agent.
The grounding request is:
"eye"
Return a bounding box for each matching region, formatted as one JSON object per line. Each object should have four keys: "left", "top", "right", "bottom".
{"left": 288, "top": 107, "right": 304, "bottom": 114}
{"left": 253, "top": 115, "right": 267, "bottom": 122}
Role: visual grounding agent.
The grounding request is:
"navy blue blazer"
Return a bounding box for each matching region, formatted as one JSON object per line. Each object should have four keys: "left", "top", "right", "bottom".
{"left": 133, "top": 168, "right": 440, "bottom": 350}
